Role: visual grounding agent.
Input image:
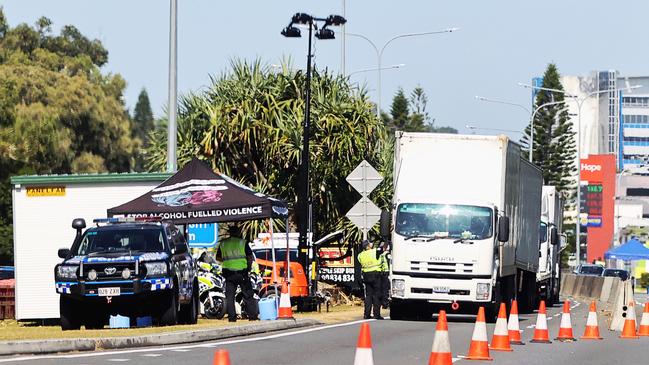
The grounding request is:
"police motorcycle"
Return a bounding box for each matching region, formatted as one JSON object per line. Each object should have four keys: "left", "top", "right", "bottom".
{"left": 197, "top": 253, "right": 226, "bottom": 319}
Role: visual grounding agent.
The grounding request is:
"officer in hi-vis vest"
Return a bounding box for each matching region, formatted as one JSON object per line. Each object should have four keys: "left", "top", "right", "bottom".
{"left": 379, "top": 244, "right": 391, "bottom": 309}
{"left": 217, "top": 225, "right": 259, "bottom": 322}
{"left": 357, "top": 239, "right": 384, "bottom": 319}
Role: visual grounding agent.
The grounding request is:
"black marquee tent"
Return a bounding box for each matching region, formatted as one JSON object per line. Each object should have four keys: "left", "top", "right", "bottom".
{"left": 107, "top": 158, "right": 289, "bottom": 224}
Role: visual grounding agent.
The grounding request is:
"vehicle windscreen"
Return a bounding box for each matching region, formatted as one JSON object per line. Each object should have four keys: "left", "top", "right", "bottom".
{"left": 603, "top": 269, "right": 628, "bottom": 281}
{"left": 254, "top": 249, "right": 298, "bottom": 262}
{"left": 395, "top": 203, "right": 493, "bottom": 239}
{"left": 580, "top": 266, "right": 604, "bottom": 275}
{"left": 74, "top": 227, "right": 166, "bottom": 255}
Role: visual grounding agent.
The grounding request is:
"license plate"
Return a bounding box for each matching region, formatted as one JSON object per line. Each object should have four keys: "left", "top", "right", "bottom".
{"left": 432, "top": 286, "right": 450, "bottom": 293}
{"left": 98, "top": 287, "right": 121, "bottom": 296}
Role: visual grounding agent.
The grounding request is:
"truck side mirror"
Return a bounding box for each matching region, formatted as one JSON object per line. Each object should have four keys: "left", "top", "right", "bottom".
{"left": 380, "top": 210, "right": 391, "bottom": 240}
{"left": 497, "top": 216, "right": 510, "bottom": 242}
{"left": 71, "top": 218, "right": 86, "bottom": 230}
{"left": 58, "top": 248, "right": 71, "bottom": 259}
{"left": 550, "top": 227, "right": 559, "bottom": 246}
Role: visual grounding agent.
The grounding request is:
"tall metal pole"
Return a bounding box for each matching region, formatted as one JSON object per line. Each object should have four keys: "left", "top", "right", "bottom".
{"left": 576, "top": 101, "right": 583, "bottom": 264}
{"left": 166, "top": 0, "right": 178, "bottom": 172}
{"left": 298, "top": 20, "right": 313, "bottom": 295}
{"left": 341, "top": 0, "right": 346, "bottom": 76}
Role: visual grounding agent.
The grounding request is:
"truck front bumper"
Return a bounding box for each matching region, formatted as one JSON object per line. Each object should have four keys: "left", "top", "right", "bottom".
{"left": 390, "top": 272, "right": 493, "bottom": 303}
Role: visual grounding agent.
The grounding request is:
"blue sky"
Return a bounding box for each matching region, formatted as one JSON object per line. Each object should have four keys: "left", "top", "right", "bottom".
{"left": 3, "top": 0, "right": 648, "bottom": 139}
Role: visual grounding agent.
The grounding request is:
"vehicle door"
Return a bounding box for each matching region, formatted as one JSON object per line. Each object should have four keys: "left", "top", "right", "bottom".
{"left": 170, "top": 227, "right": 193, "bottom": 303}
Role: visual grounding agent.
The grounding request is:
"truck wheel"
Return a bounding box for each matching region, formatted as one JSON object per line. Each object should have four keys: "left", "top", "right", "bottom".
{"left": 160, "top": 291, "right": 178, "bottom": 326}
{"left": 389, "top": 299, "right": 406, "bottom": 320}
{"left": 60, "top": 296, "right": 81, "bottom": 331}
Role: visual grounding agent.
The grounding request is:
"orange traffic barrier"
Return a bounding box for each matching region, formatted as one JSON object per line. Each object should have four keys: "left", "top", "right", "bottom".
{"left": 490, "top": 303, "right": 513, "bottom": 352}
{"left": 556, "top": 300, "right": 577, "bottom": 342}
{"left": 530, "top": 300, "right": 552, "bottom": 343}
{"left": 278, "top": 280, "right": 294, "bottom": 319}
{"left": 581, "top": 301, "right": 603, "bottom": 340}
{"left": 213, "top": 349, "right": 231, "bottom": 365}
{"left": 354, "top": 323, "right": 374, "bottom": 365}
{"left": 507, "top": 299, "right": 524, "bottom": 345}
{"left": 620, "top": 301, "right": 639, "bottom": 339}
{"left": 465, "top": 307, "right": 492, "bottom": 361}
{"left": 429, "top": 310, "right": 453, "bottom": 365}
{"left": 639, "top": 302, "right": 649, "bottom": 337}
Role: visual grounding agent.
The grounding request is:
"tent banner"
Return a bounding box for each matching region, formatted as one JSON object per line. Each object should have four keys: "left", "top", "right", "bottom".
{"left": 123, "top": 205, "right": 266, "bottom": 221}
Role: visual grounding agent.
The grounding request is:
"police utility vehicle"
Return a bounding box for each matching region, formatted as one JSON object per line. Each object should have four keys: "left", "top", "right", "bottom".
{"left": 54, "top": 217, "right": 198, "bottom": 330}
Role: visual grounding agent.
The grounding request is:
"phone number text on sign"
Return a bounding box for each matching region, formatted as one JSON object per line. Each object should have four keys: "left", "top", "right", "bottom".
{"left": 319, "top": 267, "right": 355, "bottom": 283}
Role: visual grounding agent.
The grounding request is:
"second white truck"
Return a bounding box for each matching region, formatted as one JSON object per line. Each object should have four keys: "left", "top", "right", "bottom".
{"left": 536, "top": 186, "right": 565, "bottom": 305}
{"left": 382, "top": 132, "right": 542, "bottom": 320}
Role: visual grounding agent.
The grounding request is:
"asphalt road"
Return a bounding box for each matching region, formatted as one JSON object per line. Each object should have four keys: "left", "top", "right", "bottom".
{"left": 1, "top": 294, "right": 648, "bottom": 365}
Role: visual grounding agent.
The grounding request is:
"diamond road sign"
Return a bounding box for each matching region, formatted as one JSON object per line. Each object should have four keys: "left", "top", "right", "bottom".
{"left": 346, "top": 160, "right": 383, "bottom": 196}
{"left": 345, "top": 197, "right": 381, "bottom": 232}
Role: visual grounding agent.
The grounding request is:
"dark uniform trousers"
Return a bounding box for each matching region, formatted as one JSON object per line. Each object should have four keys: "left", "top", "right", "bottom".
{"left": 362, "top": 271, "right": 382, "bottom": 318}
{"left": 223, "top": 269, "right": 258, "bottom": 321}
{"left": 380, "top": 272, "right": 390, "bottom": 307}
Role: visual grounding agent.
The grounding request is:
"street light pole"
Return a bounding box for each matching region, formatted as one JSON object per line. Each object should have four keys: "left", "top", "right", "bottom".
{"left": 520, "top": 83, "right": 642, "bottom": 264}
{"left": 347, "top": 64, "right": 405, "bottom": 78}
{"left": 166, "top": 0, "right": 178, "bottom": 172}
{"left": 347, "top": 28, "right": 459, "bottom": 118}
{"left": 282, "top": 13, "right": 346, "bottom": 299}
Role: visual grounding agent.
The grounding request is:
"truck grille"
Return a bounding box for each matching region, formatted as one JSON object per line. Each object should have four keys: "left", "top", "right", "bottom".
{"left": 83, "top": 262, "right": 137, "bottom": 281}
{"left": 409, "top": 261, "right": 474, "bottom": 274}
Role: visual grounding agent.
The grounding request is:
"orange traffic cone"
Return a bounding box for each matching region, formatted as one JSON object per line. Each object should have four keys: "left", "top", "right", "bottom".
{"left": 639, "top": 302, "right": 649, "bottom": 336}
{"left": 465, "top": 307, "right": 492, "bottom": 361}
{"left": 556, "top": 300, "right": 577, "bottom": 342}
{"left": 490, "top": 303, "right": 513, "bottom": 351}
{"left": 507, "top": 299, "right": 524, "bottom": 345}
{"left": 354, "top": 323, "right": 374, "bottom": 365}
{"left": 581, "top": 301, "right": 603, "bottom": 340}
{"left": 530, "top": 300, "right": 552, "bottom": 343}
{"left": 213, "top": 349, "right": 231, "bottom": 365}
{"left": 620, "top": 300, "right": 639, "bottom": 339}
{"left": 277, "top": 280, "right": 294, "bottom": 319}
{"left": 429, "top": 310, "right": 453, "bottom": 365}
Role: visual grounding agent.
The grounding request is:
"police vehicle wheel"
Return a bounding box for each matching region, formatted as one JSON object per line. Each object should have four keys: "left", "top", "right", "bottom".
{"left": 160, "top": 291, "right": 178, "bottom": 326}
{"left": 180, "top": 286, "right": 199, "bottom": 324}
{"left": 60, "top": 296, "right": 81, "bottom": 331}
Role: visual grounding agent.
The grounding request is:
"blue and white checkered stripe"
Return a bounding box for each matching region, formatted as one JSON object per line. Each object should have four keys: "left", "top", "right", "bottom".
{"left": 144, "top": 278, "right": 172, "bottom": 291}
{"left": 55, "top": 282, "right": 73, "bottom": 294}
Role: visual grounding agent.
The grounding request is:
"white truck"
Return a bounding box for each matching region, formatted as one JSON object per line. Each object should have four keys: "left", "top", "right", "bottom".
{"left": 536, "top": 186, "right": 564, "bottom": 304}
{"left": 382, "top": 132, "right": 542, "bottom": 320}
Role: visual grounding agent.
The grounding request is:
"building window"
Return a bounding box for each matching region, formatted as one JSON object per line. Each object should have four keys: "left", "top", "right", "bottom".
{"left": 622, "top": 96, "right": 649, "bottom": 108}
{"left": 627, "top": 188, "right": 649, "bottom": 197}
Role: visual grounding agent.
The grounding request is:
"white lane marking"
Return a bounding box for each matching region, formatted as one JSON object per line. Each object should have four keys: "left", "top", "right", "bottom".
{"left": 526, "top": 325, "right": 536, "bottom": 329}
{"left": 171, "top": 349, "right": 191, "bottom": 352}
{"left": 0, "top": 319, "right": 375, "bottom": 363}
{"left": 107, "top": 360, "right": 130, "bottom": 362}
{"left": 141, "top": 354, "right": 162, "bottom": 357}
{"left": 554, "top": 313, "right": 561, "bottom": 317}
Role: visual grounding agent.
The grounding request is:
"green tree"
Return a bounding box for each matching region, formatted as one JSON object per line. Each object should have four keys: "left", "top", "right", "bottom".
{"left": 520, "top": 63, "right": 576, "bottom": 200}
{"left": 146, "top": 58, "right": 393, "bottom": 244}
{"left": 132, "top": 88, "right": 155, "bottom": 171}
{"left": 383, "top": 86, "right": 457, "bottom": 133}
{"left": 0, "top": 9, "right": 136, "bottom": 264}
{"left": 386, "top": 88, "right": 409, "bottom": 131}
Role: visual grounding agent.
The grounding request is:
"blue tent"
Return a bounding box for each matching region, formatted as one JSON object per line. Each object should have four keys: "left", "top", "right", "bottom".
{"left": 604, "top": 238, "right": 649, "bottom": 261}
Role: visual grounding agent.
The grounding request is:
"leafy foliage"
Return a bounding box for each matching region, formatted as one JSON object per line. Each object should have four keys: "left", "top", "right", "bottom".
{"left": 383, "top": 86, "right": 457, "bottom": 133}
{"left": 146, "top": 59, "right": 393, "bottom": 243}
{"left": 132, "top": 88, "right": 155, "bottom": 171}
{"left": 520, "top": 63, "right": 576, "bottom": 202}
{"left": 0, "top": 9, "right": 136, "bottom": 264}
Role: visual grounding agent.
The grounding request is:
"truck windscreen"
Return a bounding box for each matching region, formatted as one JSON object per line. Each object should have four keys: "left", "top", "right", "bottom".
{"left": 395, "top": 203, "right": 493, "bottom": 240}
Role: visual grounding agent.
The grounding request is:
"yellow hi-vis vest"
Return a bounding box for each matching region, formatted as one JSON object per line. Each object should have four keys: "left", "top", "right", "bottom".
{"left": 379, "top": 251, "right": 389, "bottom": 272}
{"left": 220, "top": 238, "right": 248, "bottom": 271}
{"left": 358, "top": 248, "right": 382, "bottom": 273}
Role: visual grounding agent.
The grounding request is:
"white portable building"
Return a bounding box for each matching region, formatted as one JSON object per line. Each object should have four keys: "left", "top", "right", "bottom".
{"left": 11, "top": 173, "right": 170, "bottom": 320}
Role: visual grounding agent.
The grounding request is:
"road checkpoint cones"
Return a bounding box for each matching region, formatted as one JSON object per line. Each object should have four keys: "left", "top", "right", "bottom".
{"left": 581, "top": 301, "right": 603, "bottom": 340}
{"left": 620, "top": 300, "right": 639, "bottom": 339}
{"left": 639, "top": 302, "right": 649, "bottom": 336}
{"left": 213, "top": 349, "right": 231, "bottom": 365}
{"left": 277, "top": 280, "right": 294, "bottom": 319}
{"left": 354, "top": 323, "right": 374, "bottom": 365}
{"left": 490, "top": 303, "right": 513, "bottom": 352}
{"left": 465, "top": 306, "right": 492, "bottom": 361}
{"left": 507, "top": 299, "right": 524, "bottom": 345}
{"left": 429, "top": 310, "right": 453, "bottom": 365}
{"left": 555, "top": 300, "right": 577, "bottom": 342}
{"left": 530, "top": 300, "right": 552, "bottom": 343}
